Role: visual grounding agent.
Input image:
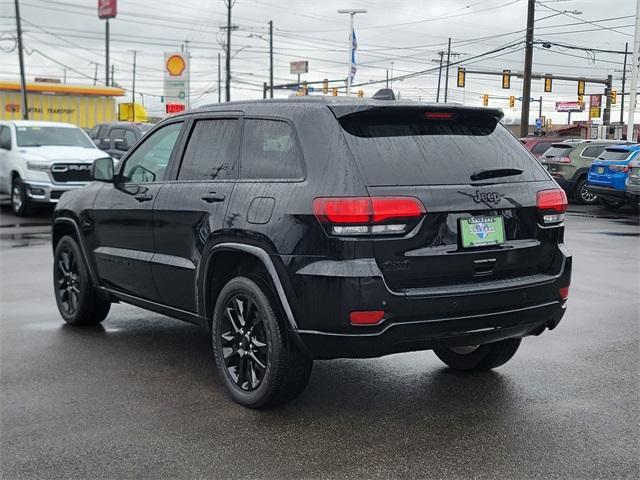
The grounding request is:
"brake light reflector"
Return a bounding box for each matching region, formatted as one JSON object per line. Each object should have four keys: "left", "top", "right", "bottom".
{"left": 559, "top": 286, "right": 569, "bottom": 301}
{"left": 424, "top": 111, "right": 454, "bottom": 120}
{"left": 313, "top": 196, "right": 426, "bottom": 236}
{"left": 537, "top": 189, "right": 567, "bottom": 225}
{"left": 350, "top": 310, "right": 385, "bottom": 325}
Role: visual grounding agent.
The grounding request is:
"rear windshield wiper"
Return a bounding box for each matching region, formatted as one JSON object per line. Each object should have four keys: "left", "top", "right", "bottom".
{"left": 470, "top": 168, "right": 524, "bottom": 181}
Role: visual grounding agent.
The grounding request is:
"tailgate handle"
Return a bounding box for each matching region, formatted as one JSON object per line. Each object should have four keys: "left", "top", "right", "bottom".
{"left": 473, "top": 258, "right": 496, "bottom": 277}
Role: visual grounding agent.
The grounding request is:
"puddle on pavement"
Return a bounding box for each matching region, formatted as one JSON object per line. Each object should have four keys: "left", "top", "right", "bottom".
{"left": 0, "top": 233, "right": 51, "bottom": 247}
{"left": 597, "top": 231, "right": 640, "bottom": 237}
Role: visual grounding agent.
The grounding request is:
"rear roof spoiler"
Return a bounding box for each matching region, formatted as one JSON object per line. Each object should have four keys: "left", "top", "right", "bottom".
{"left": 328, "top": 103, "right": 504, "bottom": 120}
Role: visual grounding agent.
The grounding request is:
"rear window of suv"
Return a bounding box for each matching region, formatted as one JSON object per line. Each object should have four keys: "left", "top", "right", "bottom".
{"left": 599, "top": 148, "right": 632, "bottom": 161}
{"left": 543, "top": 144, "right": 573, "bottom": 158}
{"left": 337, "top": 108, "right": 548, "bottom": 186}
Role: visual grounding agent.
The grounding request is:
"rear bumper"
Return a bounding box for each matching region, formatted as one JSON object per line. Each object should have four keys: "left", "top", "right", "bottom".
{"left": 585, "top": 184, "right": 627, "bottom": 202}
{"left": 289, "top": 244, "right": 572, "bottom": 359}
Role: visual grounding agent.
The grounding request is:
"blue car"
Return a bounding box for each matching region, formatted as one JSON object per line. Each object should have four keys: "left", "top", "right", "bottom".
{"left": 586, "top": 144, "right": 640, "bottom": 210}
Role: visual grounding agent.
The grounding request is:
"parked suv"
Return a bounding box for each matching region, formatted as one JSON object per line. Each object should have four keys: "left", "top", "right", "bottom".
{"left": 520, "top": 136, "right": 566, "bottom": 160}
{"left": 89, "top": 121, "right": 154, "bottom": 160}
{"left": 586, "top": 144, "right": 640, "bottom": 210}
{"left": 0, "top": 121, "right": 112, "bottom": 216}
{"left": 541, "top": 139, "right": 631, "bottom": 204}
{"left": 52, "top": 96, "right": 572, "bottom": 408}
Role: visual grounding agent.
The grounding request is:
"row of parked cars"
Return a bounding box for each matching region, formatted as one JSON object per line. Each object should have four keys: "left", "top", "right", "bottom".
{"left": 521, "top": 136, "right": 639, "bottom": 210}
{"left": 0, "top": 120, "right": 152, "bottom": 216}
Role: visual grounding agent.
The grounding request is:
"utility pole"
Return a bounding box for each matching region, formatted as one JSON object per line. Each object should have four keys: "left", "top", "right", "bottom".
{"left": 386, "top": 69, "right": 389, "bottom": 88}
{"left": 539, "top": 95, "right": 543, "bottom": 121}
{"left": 436, "top": 50, "right": 444, "bottom": 102}
{"left": 218, "top": 52, "right": 222, "bottom": 103}
{"left": 92, "top": 62, "right": 99, "bottom": 86}
{"left": 621, "top": 42, "right": 628, "bottom": 124}
{"left": 444, "top": 38, "right": 451, "bottom": 102}
{"left": 111, "top": 64, "right": 115, "bottom": 87}
{"left": 627, "top": 0, "right": 640, "bottom": 141}
{"left": 105, "top": 18, "right": 110, "bottom": 86}
{"left": 225, "top": 0, "right": 232, "bottom": 102}
{"left": 131, "top": 50, "right": 137, "bottom": 122}
{"left": 390, "top": 62, "right": 394, "bottom": 89}
{"left": 63, "top": 67, "right": 67, "bottom": 84}
{"left": 14, "top": 0, "right": 28, "bottom": 119}
{"left": 520, "top": 0, "right": 535, "bottom": 137}
{"left": 184, "top": 40, "right": 191, "bottom": 109}
{"left": 338, "top": 9, "right": 367, "bottom": 97}
{"left": 268, "top": 20, "right": 274, "bottom": 98}
{"left": 603, "top": 74, "right": 613, "bottom": 126}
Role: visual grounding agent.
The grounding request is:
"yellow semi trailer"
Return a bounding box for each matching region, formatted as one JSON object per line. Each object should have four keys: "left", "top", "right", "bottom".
{"left": 0, "top": 81, "right": 126, "bottom": 128}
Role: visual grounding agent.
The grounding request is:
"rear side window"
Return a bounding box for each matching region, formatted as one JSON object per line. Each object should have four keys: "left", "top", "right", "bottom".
{"left": 543, "top": 144, "right": 572, "bottom": 158}
{"left": 531, "top": 142, "right": 553, "bottom": 155}
{"left": 581, "top": 145, "right": 606, "bottom": 158}
{"left": 0, "top": 126, "right": 11, "bottom": 150}
{"left": 240, "top": 119, "right": 303, "bottom": 180}
{"left": 599, "top": 149, "right": 632, "bottom": 161}
{"left": 338, "top": 108, "right": 548, "bottom": 186}
{"left": 178, "top": 119, "right": 239, "bottom": 181}
{"left": 123, "top": 130, "right": 137, "bottom": 147}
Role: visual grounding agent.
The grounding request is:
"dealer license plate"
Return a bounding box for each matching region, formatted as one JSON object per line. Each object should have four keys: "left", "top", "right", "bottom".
{"left": 460, "top": 216, "right": 506, "bottom": 248}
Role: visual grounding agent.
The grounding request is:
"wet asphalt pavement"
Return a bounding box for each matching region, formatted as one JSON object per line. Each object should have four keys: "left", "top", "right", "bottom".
{"left": 0, "top": 204, "right": 638, "bottom": 479}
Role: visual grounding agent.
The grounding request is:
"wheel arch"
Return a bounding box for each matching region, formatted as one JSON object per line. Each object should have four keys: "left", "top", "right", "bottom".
{"left": 52, "top": 216, "right": 100, "bottom": 286}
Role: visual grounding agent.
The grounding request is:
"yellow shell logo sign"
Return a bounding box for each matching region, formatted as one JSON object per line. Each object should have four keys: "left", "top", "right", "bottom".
{"left": 166, "top": 55, "right": 186, "bottom": 76}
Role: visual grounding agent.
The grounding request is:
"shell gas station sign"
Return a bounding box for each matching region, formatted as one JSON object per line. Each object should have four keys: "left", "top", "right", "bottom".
{"left": 163, "top": 52, "right": 189, "bottom": 114}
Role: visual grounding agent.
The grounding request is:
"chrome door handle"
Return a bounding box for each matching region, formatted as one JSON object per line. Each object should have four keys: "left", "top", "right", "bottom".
{"left": 201, "top": 192, "right": 225, "bottom": 203}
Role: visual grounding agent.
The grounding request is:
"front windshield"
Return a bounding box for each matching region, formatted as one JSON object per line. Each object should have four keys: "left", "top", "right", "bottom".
{"left": 16, "top": 126, "right": 95, "bottom": 148}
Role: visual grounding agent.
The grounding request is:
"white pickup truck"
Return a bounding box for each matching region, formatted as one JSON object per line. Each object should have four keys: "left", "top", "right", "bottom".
{"left": 0, "top": 120, "right": 111, "bottom": 216}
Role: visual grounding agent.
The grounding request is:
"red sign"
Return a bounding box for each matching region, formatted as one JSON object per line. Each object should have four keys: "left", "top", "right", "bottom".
{"left": 98, "top": 0, "right": 117, "bottom": 19}
{"left": 555, "top": 101, "right": 584, "bottom": 113}
{"left": 166, "top": 103, "right": 186, "bottom": 114}
{"left": 589, "top": 94, "right": 602, "bottom": 108}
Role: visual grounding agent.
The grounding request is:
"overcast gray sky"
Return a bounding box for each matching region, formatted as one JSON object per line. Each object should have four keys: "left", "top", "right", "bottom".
{"left": 0, "top": 0, "right": 636, "bottom": 124}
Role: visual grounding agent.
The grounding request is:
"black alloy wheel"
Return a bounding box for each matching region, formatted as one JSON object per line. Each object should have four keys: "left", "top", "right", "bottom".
{"left": 55, "top": 246, "right": 81, "bottom": 316}
{"left": 219, "top": 293, "right": 269, "bottom": 391}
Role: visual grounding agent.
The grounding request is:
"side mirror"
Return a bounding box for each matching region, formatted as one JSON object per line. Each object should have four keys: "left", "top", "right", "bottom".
{"left": 92, "top": 157, "right": 115, "bottom": 182}
{"left": 114, "top": 139, "right": 130, "bottom": 151}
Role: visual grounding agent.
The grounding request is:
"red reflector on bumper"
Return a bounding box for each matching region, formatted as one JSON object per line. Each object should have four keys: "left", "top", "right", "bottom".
{"left": 559, "top": 286, "right": 570, "bottom": 300}
{"left": 350, "top": 310, "right": 385, "bottom": 325}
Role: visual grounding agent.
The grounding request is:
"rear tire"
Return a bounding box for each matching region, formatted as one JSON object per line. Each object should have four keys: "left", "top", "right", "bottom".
{"left": 11, "top": 176, "right": 33, "bottom": 217}
{"left": 599, "top": 198, "right": 624, "bottom": 210}
{"left": 211, "top": 276, "right": 313, "bottom": 408}
{"left": 53, "top": 235, "right": 110, "bottom": 325}
{"left": 574, "top": 178, "right": 598, "bottom": 205}
{"left": 434, "top": 338, "right": 521, "bottom": 371}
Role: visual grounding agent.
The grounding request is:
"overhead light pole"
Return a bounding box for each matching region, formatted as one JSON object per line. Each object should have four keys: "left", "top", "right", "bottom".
{"left": 14, "top": 0, "right": 28, "bottom": 120}
{"left": 627, "top": 0, "right": 640, "bottom": 141}
{"left": 338, "top": 9, "right": 366, "bottom": 97}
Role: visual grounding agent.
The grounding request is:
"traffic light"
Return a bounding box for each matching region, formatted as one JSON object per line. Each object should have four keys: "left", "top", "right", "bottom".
{"left": 578, "top": 94, "right": 584, "bottom": 106}
{"left": 322, "top": 78, "right": 329, "bottom": 94}
{"left": 577, "top": 80, "right": 585, "bottom": 96}
{"left": 502, "top": 69, "right": 511, "bottom": 89}
{"left": 332, "top": 87, "right": 338, "bottom": 96}
{"left": 357, "top": 90, "right": 364, "bottom": 98}
{"left": 483, "top": 94, "right": 489, "bottom": 107}
{"left": 611, "top": 89, "right": 617, "bottom": 105}
{"left": 457, "top": 67, "right": 465, "bottom": 88}
{"left": 509, "top": 95, "right": 515, "bottom": 108}
{"left": 544, "top": 75, "right": 553, "bottom": 93}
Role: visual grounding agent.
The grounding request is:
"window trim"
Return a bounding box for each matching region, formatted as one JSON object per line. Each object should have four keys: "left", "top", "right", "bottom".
{"left": 170, "top": 113, "right": 243, "bottom": 183}
{"left": 237, "top": 115, "right": 307, "bottom": 183}
{"left": 116, "top": 119, "right": 186, "bottom": 185}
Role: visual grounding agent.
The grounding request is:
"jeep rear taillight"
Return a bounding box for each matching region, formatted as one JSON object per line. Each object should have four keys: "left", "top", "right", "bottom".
{"left": 313, "top": 196, "right": 426, "bottom": 236}
{"left": 609, "top": 164, "right": 629, "bottom": 173}
{"left": 550, "top": 156, "right": 571, "bottom": 164}
{"left": 537, "top": 189, "right": 567, "bottom": 225}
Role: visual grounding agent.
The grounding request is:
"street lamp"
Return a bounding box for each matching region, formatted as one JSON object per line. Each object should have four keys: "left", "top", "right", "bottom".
{"left": 338, "top": 9, "right": 366, "bottom": 97}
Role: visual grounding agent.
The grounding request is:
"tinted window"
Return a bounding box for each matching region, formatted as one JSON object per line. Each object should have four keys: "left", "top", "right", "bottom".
{"left": 178, "top": 119, "right": 239, "bottom": 181}
{"left": 109, "top": 128, "right": 126, "bottom": 141}
{"left": 124, "top": 130, "right": 137, "bottom": 147}
{"left": 121, "top": 122, "right": 182, "bottom": 183}
{"left": 16, "top": 126, "right": 94, "bottom": 148}
{"left": 582, "top": 145, "right": 606, "bottom": 158}
{"left": 0, "top": 126, "right": 11, "bottom": 150}
{"left": 97, "top": 125, "right": 109, "bottom": 137}
{"left": 543, "top": 144, "right": 572, "bottom": 158}
{"left": 531, "top": 142, "right": 553, "bottom": 155}
{"left": 241, "top": 119, "right": 303, "bottom": 179}
{"left": 338, "top": 108, "right": 547, "bottom": 186}
{"left": 599, "top": 149, "right": 633, "bottom": 161}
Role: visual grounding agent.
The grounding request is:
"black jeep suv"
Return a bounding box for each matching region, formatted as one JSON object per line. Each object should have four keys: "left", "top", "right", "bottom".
{"left": 52, "top": 94, "right": 572, "bottom": 408}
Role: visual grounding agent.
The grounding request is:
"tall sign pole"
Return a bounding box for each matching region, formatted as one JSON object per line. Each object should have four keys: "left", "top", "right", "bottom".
{"left": 14, "top": 0, "right": 28, "bottom": 119}
{"left": 520, "top": 0, "right": 535, "bottom": 137}
{"left": 627, "top": 0, "right": 640, "bottom": 141}
{"left": 338, "top": 9, "right": 366, "bottom": 97}
{"left": 98, "top": 1, "right": 117, "bottom": 86}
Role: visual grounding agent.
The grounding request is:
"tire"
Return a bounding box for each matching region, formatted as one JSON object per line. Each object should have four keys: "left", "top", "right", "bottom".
{"left": 433, "top": 338, "right": 521, "bottom": 371}
{"left": 53, "top": 235, "right": 110, "bottom": 325}
{"left": 11, "top": 176, "right": 33, "bottom": 217}
{"left": 211, "top": 276, "right": 313, "bottom": 408}
{"left": 574, "top": 178, "right": 598, "bottom": 205}
{"left": 599, "top": 198, "right": 624, "bottom": 210}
